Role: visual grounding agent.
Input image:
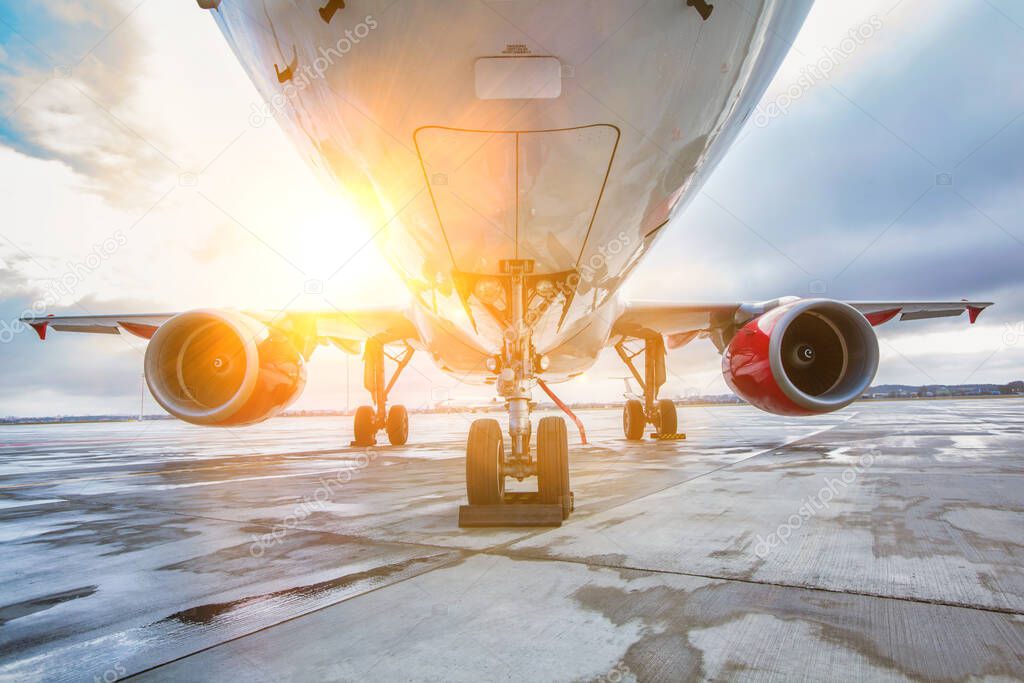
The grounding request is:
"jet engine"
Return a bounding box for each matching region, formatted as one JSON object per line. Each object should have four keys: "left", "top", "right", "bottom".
{"left": 722, "top": 299, "right": 879, "bottom": 416}
{"left": 144, "top": 309, "right": 306, "bottom": 426}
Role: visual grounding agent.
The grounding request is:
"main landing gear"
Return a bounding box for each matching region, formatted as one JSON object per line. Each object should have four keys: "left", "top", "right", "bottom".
{"left": 352, "top": 338, "right": 414, "bottom": 447}
{"left": 615, "top": 336, "right": 685, "bottom": 441}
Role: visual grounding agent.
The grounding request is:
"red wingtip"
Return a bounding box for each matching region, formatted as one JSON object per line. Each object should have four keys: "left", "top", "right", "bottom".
{"left": 29, "top": 321, "right": 48, "bottom": 340}
{"left": 967, "top": 306, "right": 983, "bottom": 324}
{"left": 865, "top": 308, "right": 901, "bottom": 326}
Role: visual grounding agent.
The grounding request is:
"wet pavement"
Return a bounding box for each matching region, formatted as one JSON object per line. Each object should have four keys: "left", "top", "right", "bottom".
{"left": 1, "top": 400, "right": 1023, "bottom": 682}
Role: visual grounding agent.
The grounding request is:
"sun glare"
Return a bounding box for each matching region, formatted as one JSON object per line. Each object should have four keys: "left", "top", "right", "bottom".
{"left": 293, "top": 194, "right": 368, "bottom": 278}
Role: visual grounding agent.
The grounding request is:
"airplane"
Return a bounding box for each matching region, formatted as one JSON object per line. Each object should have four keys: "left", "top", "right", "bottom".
{"left": 22, "top": 1, "right": 991, "bottom": 521}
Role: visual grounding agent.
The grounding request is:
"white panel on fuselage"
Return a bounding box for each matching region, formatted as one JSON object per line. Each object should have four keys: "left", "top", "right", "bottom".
{"left": 474, "top": 56, "right": 563, "bottom": 100}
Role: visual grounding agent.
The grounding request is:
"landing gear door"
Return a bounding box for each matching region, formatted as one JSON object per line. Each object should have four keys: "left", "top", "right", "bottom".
{"left": 414, "top": 125, "right": 620, "bottom": 277}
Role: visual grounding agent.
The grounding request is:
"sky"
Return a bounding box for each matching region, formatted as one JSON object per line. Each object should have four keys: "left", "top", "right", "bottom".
{"left": 0, "top": 0, "right": 1021, "bottom": 417}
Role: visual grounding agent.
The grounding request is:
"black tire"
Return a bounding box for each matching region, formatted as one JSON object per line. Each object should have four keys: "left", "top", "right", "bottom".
{"left": 353, "top": 405, "right": 376, "bottom": 445}
{"left": 656, "top": 398, "right": 677, "bottom": 435}
{"left": 537, "top": 416, "right": 571, "bottom": 519}
{"left": 466, "top": 418, "right": 504, "bottom": 505}
{"left": 386, "top": 405, "right": 409, "bottom": 446}
{"left": 623, "top": 399, "right": 645, "bottom": 440}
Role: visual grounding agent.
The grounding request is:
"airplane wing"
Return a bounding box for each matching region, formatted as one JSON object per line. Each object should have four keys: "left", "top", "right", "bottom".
{"left": 612, "top": 298, "right": 994, "bottom": 350}
{"left": 19, "top": 309, "right": 419, "bottom": 352}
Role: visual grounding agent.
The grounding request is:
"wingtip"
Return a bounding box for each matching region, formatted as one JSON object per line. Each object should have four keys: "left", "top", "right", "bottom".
{"left": 22, "top": 314, "right": 53, "bottom": 341}
{"left": 28, "top": 321, "right": 48, "bottom": 340}
{"left": 967, "top": 306, "right": 983, "bottom": 324}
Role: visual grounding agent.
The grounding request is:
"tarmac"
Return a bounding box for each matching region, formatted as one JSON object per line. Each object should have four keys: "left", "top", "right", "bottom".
{"left": 1, "top": 399, "right": 1023, "bottom": 682}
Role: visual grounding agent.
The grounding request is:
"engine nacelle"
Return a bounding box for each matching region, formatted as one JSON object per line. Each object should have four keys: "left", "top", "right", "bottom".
{"left": 722, "top": 299, "right": 879, "bottom": 416}
{"left": 144, "top": 309, "right": 306, "bottom": 426}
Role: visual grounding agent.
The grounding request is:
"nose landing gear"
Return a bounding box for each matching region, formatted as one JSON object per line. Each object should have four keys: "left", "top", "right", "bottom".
{"left": 459, "top": 259, "right": 574, "bottom": 527}
{"left": 460, "top": 412, "right": 572, "bottom": 527}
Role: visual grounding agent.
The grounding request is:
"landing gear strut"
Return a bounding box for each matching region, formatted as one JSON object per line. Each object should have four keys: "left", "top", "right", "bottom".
{"left": 615, "top": 336, "right": 684, "bottom": 441}
{"left": 352, "top": 338, "right": 414, "bottom": 447}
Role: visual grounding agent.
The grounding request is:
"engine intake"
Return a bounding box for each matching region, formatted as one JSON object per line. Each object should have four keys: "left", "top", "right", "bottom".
{"left": 144, "top": 309, "right": 306, "bottom": 426}
{"left": 722, "top": 299, "right": 879, "bottom": 415}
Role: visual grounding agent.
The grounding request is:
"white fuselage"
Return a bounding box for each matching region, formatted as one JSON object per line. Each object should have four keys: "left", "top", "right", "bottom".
{"left": 211, "top": 0, "right": 812, "bottom": 382}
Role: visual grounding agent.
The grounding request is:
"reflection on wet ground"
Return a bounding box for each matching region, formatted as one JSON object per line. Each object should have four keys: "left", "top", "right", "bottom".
{"left": 1, "top": 401, "right": 1023, "bottom": 681}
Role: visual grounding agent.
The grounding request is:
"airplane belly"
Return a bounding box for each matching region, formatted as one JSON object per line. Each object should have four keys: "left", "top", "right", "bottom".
{"left": 209, "top": 0, "right": 811, "bottom": 366}
{"left": 409, "top": 297, "right": 620, "bottom": 384}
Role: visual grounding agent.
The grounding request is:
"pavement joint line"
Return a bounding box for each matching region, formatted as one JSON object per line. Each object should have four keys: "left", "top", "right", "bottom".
{"left": 123, "top": 547, "right": 475, "bottom": 681}
{"left": 49, "top": 493, "right": 485, "bottom": 557}
{"left": 495, "top": 547, "right": 1024, "bottom": 619}
{"left": 0, "top": 448, "right": 445, "bottom": 490}
{"left": 479, "top": 415, "right": 859, "bottom": 557}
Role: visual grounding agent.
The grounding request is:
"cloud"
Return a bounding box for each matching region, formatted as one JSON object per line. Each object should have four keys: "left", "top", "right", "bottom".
{"left": 43, "top": 1, "right": 121, "bottom": 28}
{"left": 0, "top": 1, "right": 179, "bottom": 207}
{"left": 0, "top": 251, "right": 36, "bottom": 295}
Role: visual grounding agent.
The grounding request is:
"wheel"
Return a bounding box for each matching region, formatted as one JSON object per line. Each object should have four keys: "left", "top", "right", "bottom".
{"left": 656, "top": 398, "right": 677, "bottom": 435}
{"left": 466, "top": 418, "right": 504, "bottom": 505}
{"left": 386, "top": 405, "right": 409, "bottom": 445}
{"left": 537, "top": 416, "right": 571, "bottom": 519}
{"left": 353, "top": 405, "right": 376, "bottom": 445}
{"left": 623, "top": 399, "right": 645, "bottom": 440}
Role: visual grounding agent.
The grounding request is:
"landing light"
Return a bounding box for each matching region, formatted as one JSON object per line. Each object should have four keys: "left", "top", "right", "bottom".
{"left": 474, "top": 278, "right": 502, "bottom": 305}
{"left": 485, "top": 356, "right": 500, "bottom": 373}
{"left": 536, "top": 354, "right": 550, "bottom": 372}
{"left": 535, "top": 279, "right": 555, "bottom": 298}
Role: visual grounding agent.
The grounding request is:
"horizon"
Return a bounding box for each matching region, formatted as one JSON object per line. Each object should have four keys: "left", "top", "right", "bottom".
{"left": 5, "top": 379, "right": 1023, "bottom": 423}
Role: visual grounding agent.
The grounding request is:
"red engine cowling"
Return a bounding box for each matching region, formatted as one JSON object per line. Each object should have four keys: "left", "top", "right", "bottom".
{"left": 722, "top": 299, "right": 879, "bottom": 416}
{"left": 144, "top": 310, "right": 307, "bottom": 426}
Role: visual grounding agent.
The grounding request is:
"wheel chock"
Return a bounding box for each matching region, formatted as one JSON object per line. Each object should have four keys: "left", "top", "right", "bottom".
{"left": 458, "top": 503, "right": 564, "bottom": 527}
{"left": 650, "top": 432, "right": 686, "bottom": 440}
